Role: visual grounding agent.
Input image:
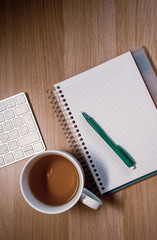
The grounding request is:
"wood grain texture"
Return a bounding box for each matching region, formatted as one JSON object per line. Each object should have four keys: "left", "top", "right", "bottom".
{"left": 0, "top": 0, "right": 157, "bottom": 239}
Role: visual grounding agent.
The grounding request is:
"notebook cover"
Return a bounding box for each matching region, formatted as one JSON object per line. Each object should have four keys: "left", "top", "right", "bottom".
{"left": 48, "top": 47, "right": 157, "bottom": 196}
{"left": 106, "top": 170, "right": 157, "bottom": 194}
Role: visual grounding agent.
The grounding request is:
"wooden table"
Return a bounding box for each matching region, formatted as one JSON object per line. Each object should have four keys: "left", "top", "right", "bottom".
{"left": 0, "top": 1, "right": 157, "bottom": 239}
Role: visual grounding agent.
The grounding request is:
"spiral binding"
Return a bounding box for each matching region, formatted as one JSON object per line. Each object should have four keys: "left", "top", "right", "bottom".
{"left": 47, "top": 87, "right": 105, "bottom": 195}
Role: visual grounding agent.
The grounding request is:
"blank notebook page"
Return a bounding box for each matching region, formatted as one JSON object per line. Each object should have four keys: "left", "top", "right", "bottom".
{"left": 54, "top": 52, "right": 157, "bottom": 194}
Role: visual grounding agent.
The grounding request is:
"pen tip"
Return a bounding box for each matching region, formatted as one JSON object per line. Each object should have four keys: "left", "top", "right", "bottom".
{"left": 82, "top": 112, "right": 89, "bottom": 119}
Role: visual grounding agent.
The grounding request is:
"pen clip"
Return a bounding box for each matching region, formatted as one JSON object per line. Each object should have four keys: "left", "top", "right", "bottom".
{"left": 117, "top": 145, "right": 135, "bottom": 166}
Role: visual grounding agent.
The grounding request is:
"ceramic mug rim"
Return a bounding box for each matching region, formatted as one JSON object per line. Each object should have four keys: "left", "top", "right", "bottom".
{"left": 20, "top": 150, "right": 85, "bottom": 214}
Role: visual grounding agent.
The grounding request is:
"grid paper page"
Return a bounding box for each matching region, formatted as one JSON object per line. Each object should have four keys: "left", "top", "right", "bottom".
{"left": 55, "top": 52, "right": 157, "bottom": 194}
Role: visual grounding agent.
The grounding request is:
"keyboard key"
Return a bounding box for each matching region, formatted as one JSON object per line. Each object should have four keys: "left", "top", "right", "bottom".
{"left": 9, "top": 129, "right": 20, "bottom": 140}
{"left": 14, "top": 149, "right": 24, "bottom": 160}
{"left": 13, "top": 117, "right": 24, "bottom": 127}
{"left": 5, "top": 109, "right": 15, "bottom": 120}
{"left": 0, "top": 133, "right": 10, "bottom": 143}
{"left": 0, "top": 156, "right": 5, "bottom": 166}
{"left": 0, "top": 101, "right": 7, "bottom": 112}
{"left": 0, "top": 144, "right": 9, "bottom": 155}
{"left": 15, "top": 94, "right": 26, "bottom": 105}
{"left": 6, "top": 98, "right": 16, "bottom": 108}
{"left": 4, "top": 153, "right": 15, "bottom": 163}
{"left": 14, "top": 104, "right": 29, "bottom": 116}
{"left": 0, "top": 113, "right": 5, "bottom": 123}
{"left": 33, "top": 142, "right": 44, "bottom": 152}
{"left": 23, "top": 113, "right": 36, "bottom": 132}
{"left": 19, "top": 125, "right": 29, "bottom": 136}
{"left": 23, "top": 145, "right": 34, "bottom": 156}
{"left": 3, "top": 120, "right": 14, "bottom": 131}
{"left": 18, "top": 132, "right": 40, "bottom": 147}
{"left": 8, "top": 140, "right": 18, "bottom": 151}
{"left": 0, "top": 124, "right": 4, "bottom": 134}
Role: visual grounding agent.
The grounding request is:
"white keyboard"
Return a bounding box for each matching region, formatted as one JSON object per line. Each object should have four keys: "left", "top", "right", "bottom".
{"left": 0, "top": 93, "right": 46, "bottom": 168}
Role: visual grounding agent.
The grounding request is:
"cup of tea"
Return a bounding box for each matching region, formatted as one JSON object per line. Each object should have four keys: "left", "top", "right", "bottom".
{"left": 20, "top": 150, "right": 102, "bottom": 214}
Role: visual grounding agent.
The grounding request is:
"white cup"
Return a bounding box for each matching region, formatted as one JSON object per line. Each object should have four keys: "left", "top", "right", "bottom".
{"left": 20, "top": 150, "right": 102, "bottom": 214}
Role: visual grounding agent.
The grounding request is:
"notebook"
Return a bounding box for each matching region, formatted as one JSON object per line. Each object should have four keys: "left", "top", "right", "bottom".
{"left": 47, "top": 48, "right": 157, "bottom": 195}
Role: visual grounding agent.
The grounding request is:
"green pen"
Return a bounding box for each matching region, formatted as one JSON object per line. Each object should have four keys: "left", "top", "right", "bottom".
{"left": 82, "top": 112, "right": 135, "bottom": 169}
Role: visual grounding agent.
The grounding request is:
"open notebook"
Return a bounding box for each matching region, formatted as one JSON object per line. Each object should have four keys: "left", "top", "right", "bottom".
{"left": 48, "top": 50, "right": 157, "bottom": 195}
